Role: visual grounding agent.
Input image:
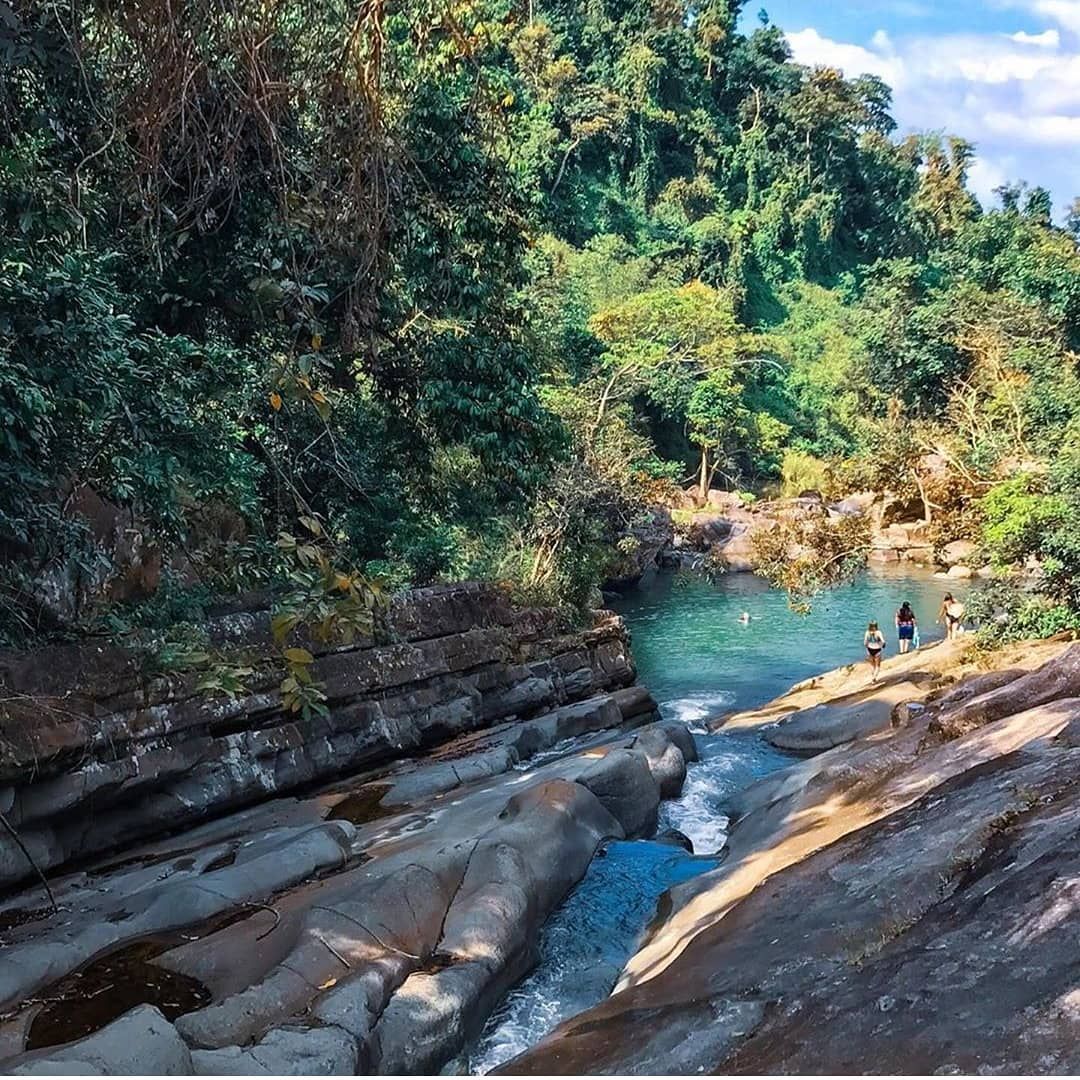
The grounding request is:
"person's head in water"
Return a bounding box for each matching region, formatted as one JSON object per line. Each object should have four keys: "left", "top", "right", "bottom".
{"left": 739, "top": 611, "right": 750, "bottom": 623}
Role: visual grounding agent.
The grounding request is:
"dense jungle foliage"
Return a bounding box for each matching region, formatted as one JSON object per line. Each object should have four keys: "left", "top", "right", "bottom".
{"left": 3, "top": 0, "right": 1080, "bottom": 647}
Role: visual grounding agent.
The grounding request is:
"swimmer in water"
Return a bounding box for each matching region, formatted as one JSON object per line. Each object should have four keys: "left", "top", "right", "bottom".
{"left": 738, "top": 611, "right": 751, "bottom": 624}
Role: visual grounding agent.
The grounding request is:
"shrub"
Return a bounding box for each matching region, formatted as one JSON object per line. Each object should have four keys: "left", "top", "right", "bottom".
{"left": 780, "top": 449, "right": 830, "bottom": 498}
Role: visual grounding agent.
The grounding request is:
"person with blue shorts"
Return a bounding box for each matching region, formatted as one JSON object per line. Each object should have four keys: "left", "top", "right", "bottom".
{"left": 895, "top": 601, "right": 917, "bottom": 654}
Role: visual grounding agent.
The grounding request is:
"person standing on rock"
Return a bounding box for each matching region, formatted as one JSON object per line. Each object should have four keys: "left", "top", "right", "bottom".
{"left": 864, "top": 621, "right": 886, "bottom": 681}
{"left": 938, "top": 593, "right": 965, "bottom": 639}
{"left": 895, "top": 601, "right": 917, "bottom": 654}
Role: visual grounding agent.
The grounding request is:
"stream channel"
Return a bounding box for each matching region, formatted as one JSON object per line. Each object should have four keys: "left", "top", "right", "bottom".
{"left": 462, "top": 566, "right": 957, "bottom": 1072}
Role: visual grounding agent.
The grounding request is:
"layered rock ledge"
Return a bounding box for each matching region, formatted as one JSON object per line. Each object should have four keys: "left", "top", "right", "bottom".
{"left": 506, "top": 635, "right": 1080, "bottom": 1075}
{"left": 0, "top": 583, "right": 640, "bottom": 890}
{"left": 0, "top": 584, "right": 697, "bottom": 1074}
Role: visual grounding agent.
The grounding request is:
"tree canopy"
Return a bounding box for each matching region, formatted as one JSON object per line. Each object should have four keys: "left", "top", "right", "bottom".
{"left": 2, "top": 0, "right": 1080, "bottom": 642}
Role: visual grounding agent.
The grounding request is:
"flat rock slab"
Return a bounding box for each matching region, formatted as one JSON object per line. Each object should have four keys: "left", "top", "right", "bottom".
{"left": 765, "top": 679, "right": 925, "bottom": 751}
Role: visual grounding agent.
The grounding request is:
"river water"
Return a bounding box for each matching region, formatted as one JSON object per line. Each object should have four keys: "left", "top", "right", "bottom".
{"left": 465, "top": 567, "right": 959, "bottom": 1073}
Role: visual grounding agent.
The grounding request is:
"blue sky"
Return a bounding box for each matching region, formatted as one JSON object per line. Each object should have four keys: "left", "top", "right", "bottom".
{"left": 745, "top": 1, "right": 1080, "bottom": 214}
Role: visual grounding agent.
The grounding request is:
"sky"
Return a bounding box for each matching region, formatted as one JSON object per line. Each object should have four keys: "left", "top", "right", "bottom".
{"left": 745, "top": 1, "right": 1080, "bottom": 215}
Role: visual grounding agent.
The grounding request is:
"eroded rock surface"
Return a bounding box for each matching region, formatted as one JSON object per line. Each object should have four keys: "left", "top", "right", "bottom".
{"left": 506, "top": 636, "right": 1080, "bottom": 1075}
{"left": 0, "top": 587, "right": 693, "bottom": 1075}
{"left": 0, "top": 583, "right": 639, "bottom": 890}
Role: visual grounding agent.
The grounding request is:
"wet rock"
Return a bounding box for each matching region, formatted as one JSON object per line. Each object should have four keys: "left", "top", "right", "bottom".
{"left": 655, "top": 829, "right": 694, "bottom": 853}
{"left": 576, "top": 749, "right": 661, "bottom": 838}
{"left": 655, "top": 721, "right": 698, "bottom": 763}
{"left": 9, "top": 1006, "right": 191, "bottom": 1075}
{"left": 630, "top": 727, "right": 688, "bottom": 798}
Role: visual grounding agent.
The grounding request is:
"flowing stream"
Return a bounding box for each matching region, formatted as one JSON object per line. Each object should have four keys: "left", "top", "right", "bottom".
{"left": 464, "top": 567, "right": 959, "bottom": 1073}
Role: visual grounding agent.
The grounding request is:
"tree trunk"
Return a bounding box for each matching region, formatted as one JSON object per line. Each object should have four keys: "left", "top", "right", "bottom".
{"left": 698, "top": 447, "right": 710, "bottom": 503}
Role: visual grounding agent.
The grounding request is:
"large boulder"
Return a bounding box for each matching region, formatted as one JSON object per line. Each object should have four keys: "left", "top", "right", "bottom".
{"left": 631, "top": 727, "right": 688, "bottom": 798}
{"left": 941, "top": 539, "right": 978, "bottom": 567}
{"left": 576, "top": 749, "right": 662, "bottom": 838}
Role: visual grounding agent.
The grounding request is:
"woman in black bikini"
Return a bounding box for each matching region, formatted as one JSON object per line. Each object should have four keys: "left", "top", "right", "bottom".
{"left": 938, "top": 593, "right": 965, "bottom": 640}
{"left": 864, "top": 621, "right": 886, "bottom": 681}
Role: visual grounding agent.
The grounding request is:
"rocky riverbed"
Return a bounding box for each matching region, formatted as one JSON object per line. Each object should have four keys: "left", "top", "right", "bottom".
{"left": 6, "top": 575, "right": 1080, "bottom": 1076}
{"left": 504, "top": 634, "right": 1080, "bottom": 1074}
{"left": 0, "top": 584, "right": 697, "bottom": 1074}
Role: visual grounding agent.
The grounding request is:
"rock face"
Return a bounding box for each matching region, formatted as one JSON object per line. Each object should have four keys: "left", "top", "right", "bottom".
{"left": 507, "top": 636, "right": 1080, "bottom": 1075}
{"left": 33, "top": 485, "right": 162, "bottom": 627}
{"left": 603, "top": 508, "right": 674, "bottom": 591}
{"left": 0, "top": 582, "right": 696, "bottom": 1076}
{"left": 0, "top": 583, "right": 639, "bottom": 891}
{"left": 670, "top": 480, "right": 980, "bottom": 577}
{"left": 676, "top": 497, "right": 824, "bottom": 573}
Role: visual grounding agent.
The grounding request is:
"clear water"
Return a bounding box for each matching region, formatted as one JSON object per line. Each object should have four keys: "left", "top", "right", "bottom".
{"left": 615, "top": 566, "right": 959, "bottom": 720}
{"left": 467, "top": 567, "right": 961, "bottom": 1072}
{"left": 465, "top": 841, "right": 715, "bottom": 1074}
{"left": 620, "top": 567, "right": 962, "bottom": 851}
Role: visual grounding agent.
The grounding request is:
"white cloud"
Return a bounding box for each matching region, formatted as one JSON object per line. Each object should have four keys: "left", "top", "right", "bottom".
{"left": 967, "top": 155, "right": 1009, "bottom": 203}
{"left": 1026, "top": 1, "right": 1080, "bottom": 33}
{"left": 784, "top": 19, "right": 1080, "bottom": 209}
{"left": 1010, "top": 28, "right": 1061, "bottom": 45}
{"left": 984, "top": 110, "right": 1080, "bottom": 142}
{"left": 785, "top": 27, "right": 905, "bottom": 86}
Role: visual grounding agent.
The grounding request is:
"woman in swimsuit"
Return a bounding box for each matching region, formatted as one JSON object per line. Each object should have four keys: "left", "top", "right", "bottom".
{"left": 864, "top": 621, "right": 886, "bottom": 681}
{"left": 938, "top": 593, "right": 965, "bottom": 640}
{"left": 895, "top": 601, "right": 917, "bottom": 654}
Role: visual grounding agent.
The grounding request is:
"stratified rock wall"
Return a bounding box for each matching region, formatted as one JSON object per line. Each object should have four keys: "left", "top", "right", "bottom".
{"left": 0, "top": 583, "right": 641, "bottom": 891}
